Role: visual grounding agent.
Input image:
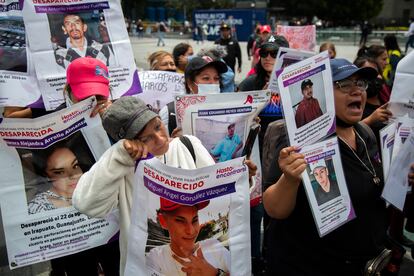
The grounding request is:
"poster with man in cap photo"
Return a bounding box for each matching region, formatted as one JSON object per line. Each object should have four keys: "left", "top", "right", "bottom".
{"left": 294, "top": 78, "right": 324, "bottom": 128}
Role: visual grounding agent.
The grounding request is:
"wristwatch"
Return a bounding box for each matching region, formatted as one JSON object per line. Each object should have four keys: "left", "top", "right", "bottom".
{"left": 216, "top": 268, "right": 226, "bottom": 276}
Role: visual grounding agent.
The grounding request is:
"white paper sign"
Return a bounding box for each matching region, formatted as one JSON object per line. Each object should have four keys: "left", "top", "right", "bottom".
{"left": 277, "top": 51, "right": 335, "bottom": 147}
{"left": 22, "top": 0, "right": 141, "bottom": 110}
{"left": 382, "top": 132, "right": 414, "bottom": 211}
{"left": 138, "top": 71, "right": 185, "bottom": 112}
{"left": 300, "top": 137, "right": 355, "bottom": 237}
{"left": 379, "top": 121, "right": 397, "bottom": 180}
{"left": 0, "top": 98, "right": 118, "bottom": 269}
{"left": 0, "top": 0, "right": 41, "bottom": 107}
{"left": 125, "top": 157, "right": 251, "bottom": 275}
{"left": 175, "top": 91, "right": 269, "bottom": 203}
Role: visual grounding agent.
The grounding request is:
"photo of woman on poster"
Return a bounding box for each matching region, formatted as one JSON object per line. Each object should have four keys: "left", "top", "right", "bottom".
{"left": 26, "top": 133, "right": 94, "bottom": 214}
{"left": 146, "top": 197, "right": 230, "bottom": 275}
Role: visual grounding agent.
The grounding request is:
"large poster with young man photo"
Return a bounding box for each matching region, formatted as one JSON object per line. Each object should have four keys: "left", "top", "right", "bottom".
{"left": 125, "top": 157, "right": 251, "bottom": 275}
{"left": 22, "top": 0, "right": 141, "bottom": 110}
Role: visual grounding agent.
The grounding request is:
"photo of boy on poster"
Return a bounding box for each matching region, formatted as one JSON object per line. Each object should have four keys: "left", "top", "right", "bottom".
{"left": 210, "top": 122, "right": 243, "bottom": 162}
{"left": 308, "top": 158, "right": 341, "bottom": 206}
{"left": 47, "top": 11, "right": 115, "bottom": 69}
{"left": 146, "top": 197, "right": 230, "bottom": 275}
{"left": 19, "top": 132, "right": 95, "bottom": 215}
{"left": 0, "top": 16, "right": 27, "bottom": 72}
{"left": 292, "top": 78, "right": 326, "bottom": 128}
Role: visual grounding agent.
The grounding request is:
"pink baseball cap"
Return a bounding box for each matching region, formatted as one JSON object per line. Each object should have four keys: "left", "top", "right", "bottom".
{"left": 260, "top": 25, "right": 271, "bottom": 34}
{"left": 66, "top": 57, "right": 110, "bottom": 101}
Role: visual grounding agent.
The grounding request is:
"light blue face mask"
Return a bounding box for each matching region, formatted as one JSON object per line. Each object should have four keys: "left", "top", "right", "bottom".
{"left": 196, "top": 83, "right": 220, "bottom": 94}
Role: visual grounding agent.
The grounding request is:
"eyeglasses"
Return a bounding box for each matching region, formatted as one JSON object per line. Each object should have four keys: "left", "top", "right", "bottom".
{"left": 259, "top": 51, "right": 277, "bottom": 59}
{"left": 335, "top": 79, "right": 368, "bottom": 93}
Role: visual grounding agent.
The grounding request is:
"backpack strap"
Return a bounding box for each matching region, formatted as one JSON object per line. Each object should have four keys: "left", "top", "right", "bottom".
{"left": 179, "top": 135, "right": 196, "bottom": 163}
{"left": 167, "top": 101, "right": 177, "bottom": 135}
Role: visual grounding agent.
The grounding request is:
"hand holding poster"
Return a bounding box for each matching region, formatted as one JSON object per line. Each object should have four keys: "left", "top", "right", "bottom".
{"left": 0, "top": 0, "right": 41, "bottom": 107}
{"left": 23, "top": 0, "right": 141, "bottom": 110}
{"left": 276, "top": 25, "right": 316, "bottom": 51}
{"left": 0, "top": 98, "right": 118, "bottom": 269}
{"left": 138, "top": 70, "right": 185, "bottom": 112}
{"left": 175, "top": 91, "right": 269, "bottom": 203}
{"left": 125, "top": 157, "right": 251, "bottom": 275}
{"left": 300, "top": 137, "right": 355, "bottom": 236}
{"left": 277, "top": 51, "right": 335, "bottom": 147}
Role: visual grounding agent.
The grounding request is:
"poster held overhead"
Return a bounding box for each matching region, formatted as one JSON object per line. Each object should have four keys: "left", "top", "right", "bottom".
{"left": 0, "top": 0, "right": 42, "bottom": 107}
{"left": 22, "top": 0, "right": 141, "bottom": 110}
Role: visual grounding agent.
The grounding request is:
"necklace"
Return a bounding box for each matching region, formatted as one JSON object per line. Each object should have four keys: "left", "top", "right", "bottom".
{"left": 338, "top": 128, "right": 381, "bottom": 185}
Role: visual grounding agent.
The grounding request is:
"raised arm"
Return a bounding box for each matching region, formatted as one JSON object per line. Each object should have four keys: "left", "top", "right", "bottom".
{"left": 263, "top": 146, "right": 307, "bottom": 219}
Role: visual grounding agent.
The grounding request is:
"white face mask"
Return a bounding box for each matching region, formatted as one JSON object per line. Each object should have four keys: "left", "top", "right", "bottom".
{"left": 197, "top": 83, "right": 220, "bottom": 94}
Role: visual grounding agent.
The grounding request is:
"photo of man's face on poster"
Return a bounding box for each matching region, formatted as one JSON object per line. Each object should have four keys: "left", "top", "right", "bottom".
{"left": 291, "top": 76, "right": 327, "bottom": 129}
{"left": 145, "top": 197, "right": 231, "bottom": 275}
{"left": 0, "top": 16, "right": 27, "bottom": 73}
{"left": 47, "top": 10, "right": 116, "bottom": 69}
{"left": 307, "top": 158, "right": 341, "bottom": 206}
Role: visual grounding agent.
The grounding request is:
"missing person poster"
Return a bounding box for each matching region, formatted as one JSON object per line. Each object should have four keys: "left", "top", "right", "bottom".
{"left": 22, "top": 0, "right": 141, "bottom": 110}
{"left": 382, "top": 131, "right": 414, "bottom": 211}
{"left": 175, "top": 91, "right": 269, "bottom": 204}
{"left": 125, "top": 156, "right": 251, "bottom": 275}
{"left": 379, "top": 121, "right": 397, "bottom": 180}
{"left": 390, "top": 117, "right": 414, "bottom": 164}
{"left": 300, "top": 137, "right": 354, "bottom": 237}
{"left": 277, "top": 51, "right": 335, "bottom": 147}
{"left": 138, "top": 70, "right": 185, "bottom": 113}
{"left": 0, "top": 98, "right": 118, "bottom": 269}
{"left": 0, "top": 0, "right": 41, "bottom": 107}
{"left": 276, "top": 25, "right": 316, "bottom": 51}
{"left": 268, "top": 47, "right": 315, "bottom": 92}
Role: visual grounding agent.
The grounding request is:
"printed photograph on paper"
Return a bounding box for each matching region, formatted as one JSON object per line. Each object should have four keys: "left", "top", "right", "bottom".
{"left": 306, "top": 158, "right": 340, "bottom": 206}
{"left": 145, "top": 196, "right": 231, "bottom": 275}
{"left": 194, "top": 118, "right": 245, "bottom": 163}
{"left": 0, "top": 16, "right": 27, "bottom": 72}
{"left": 291, "top": 77, "right": 326, "bottom": 129}
{"left": 47, "top": 10, "right": 116, "bottom": 69}
{"left": 277, "top": 51, "right": 335, "bottom": 147}
{"left": 300, "top": 137, "right": 355, "bottom": 237}
{"left": 19, "top": 132, "right": 94, "bottom": 215}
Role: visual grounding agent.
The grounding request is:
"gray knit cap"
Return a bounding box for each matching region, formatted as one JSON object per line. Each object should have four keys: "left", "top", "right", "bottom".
{"left": 102, "top": 96, "right": 158, "bottom": 142}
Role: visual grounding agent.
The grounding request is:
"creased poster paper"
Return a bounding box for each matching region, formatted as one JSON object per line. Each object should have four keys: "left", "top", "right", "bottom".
{"left": 0, "top": 98, "right": 118, "bottom": 269}
{"left": 125, "top": 157, "right": 251, "bottom": 275}
{"left": 0, "top": 0, "right": 41, "bottom": 107}
{"left": 175, "top": 91, "right": 269, "bottom": 203}
{"left": 23, "top": 0, "right": 141, "bottom": 110}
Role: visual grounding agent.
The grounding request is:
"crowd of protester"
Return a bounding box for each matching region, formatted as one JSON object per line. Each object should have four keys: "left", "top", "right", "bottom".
{"left": 2, "top": 20, "right": 414, "bottom": 276}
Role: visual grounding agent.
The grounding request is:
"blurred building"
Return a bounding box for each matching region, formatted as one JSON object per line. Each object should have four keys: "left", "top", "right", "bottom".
{"left": 376, "top": 0, "right": 413, "bottom": 25}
